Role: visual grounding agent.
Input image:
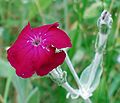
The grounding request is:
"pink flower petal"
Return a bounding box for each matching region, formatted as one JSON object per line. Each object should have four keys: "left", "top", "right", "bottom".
{"left": 36, "top": 50, "right": 66, "bottom": 76}
{"left": 17, "top": 22, "right": 32, "bottom": 40}
{"left": 32, "top": 22, "right": 59, "bottom": 36}
{"left": 31, "top": 46, "right": 55, "bottom": 71}
{"left": 7, "top": 44, "right": 35, "bottom": 78}
{"left": 42, "top": 27, "right": 72, "bottom": 49}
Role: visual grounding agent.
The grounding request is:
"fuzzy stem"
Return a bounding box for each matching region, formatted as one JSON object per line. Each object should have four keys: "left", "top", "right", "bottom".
{"left": 65, "top": 51, "right": 81, "bottom": 89}
{"left": 62, "top": 82, "right": 78, "bottom": 96}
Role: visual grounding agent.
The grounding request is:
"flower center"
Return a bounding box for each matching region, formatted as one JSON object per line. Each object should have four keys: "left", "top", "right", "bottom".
{"left": 27, "top": 35, "right": 42, "bottom": 47}
{"left": 32, "top": 39, "right": 41, "bottom": 46}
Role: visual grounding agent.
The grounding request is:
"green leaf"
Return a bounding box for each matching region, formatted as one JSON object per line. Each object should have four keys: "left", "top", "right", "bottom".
{"left": 12, "top": 76, "right": 33, "bottom": 103}
{"left": 108, "top": 73, "right": 120, "bottom": 98}
{"left": 26, "top": 87, "right": 40, "bottom": 103}
{"left": 0, "top": 59, "right": 14, "bottom": 77}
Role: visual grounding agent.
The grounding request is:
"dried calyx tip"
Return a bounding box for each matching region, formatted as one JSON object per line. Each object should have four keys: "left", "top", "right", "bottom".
{"left": 97, "top": 10, "right": 113, "bottom": 34}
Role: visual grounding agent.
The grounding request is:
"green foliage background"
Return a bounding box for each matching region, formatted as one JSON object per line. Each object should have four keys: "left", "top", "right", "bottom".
{"left": 0, "top": 0, "right": 120, "bottom": 103}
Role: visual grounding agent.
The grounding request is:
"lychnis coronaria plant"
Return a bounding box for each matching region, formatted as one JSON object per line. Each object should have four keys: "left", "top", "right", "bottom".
{"left": 7, "top": 22, "right": 72, "bottom": 78}
{"left": 7, "top": 10, "right": 113, "bottom": 103}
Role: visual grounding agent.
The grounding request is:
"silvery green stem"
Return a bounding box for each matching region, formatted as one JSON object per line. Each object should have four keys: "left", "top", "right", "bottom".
{"left": 65, "top": 51, "right": 81, "bottom": 89}
{"left": 62, "top": 82, "right": 77, "bottom": 96}
{"left": 62, "top": 82, "right": 79, "bottom": 99}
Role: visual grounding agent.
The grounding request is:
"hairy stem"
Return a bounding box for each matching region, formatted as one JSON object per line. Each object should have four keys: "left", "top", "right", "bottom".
{"left": 62, "top": 82, "right": 78, "bottom": 96}
{"left": 65, "top": 51, "right": 81, "bottom": 89}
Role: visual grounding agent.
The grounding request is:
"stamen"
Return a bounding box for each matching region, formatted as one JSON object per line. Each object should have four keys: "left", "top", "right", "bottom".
{"left": 32, "top": 36, "right": 42, "bottom": 47}
{"left": 29, "top": 36, "right": 34, "bottom": 41}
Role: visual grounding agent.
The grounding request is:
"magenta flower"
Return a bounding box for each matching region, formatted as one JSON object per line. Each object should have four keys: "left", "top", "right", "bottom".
{"left": 7, "top": 22, "right": 72, "bottom": 78}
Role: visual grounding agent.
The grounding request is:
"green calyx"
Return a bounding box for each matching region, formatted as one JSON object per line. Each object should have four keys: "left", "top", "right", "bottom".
{"left": 49, "top": 71, "right": 67, "bottom": 86}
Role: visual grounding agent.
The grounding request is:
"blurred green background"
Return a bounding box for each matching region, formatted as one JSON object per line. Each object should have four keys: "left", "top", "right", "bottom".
{"left": 0, "top": 0, "right": 120, "bottom": 103}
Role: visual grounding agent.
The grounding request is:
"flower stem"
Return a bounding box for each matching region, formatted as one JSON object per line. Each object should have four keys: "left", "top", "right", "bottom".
{"left": 65, "top": 51, "right": 81, "bottom": 89}
{"left": 62, "top": 82, "right": 78, "bottom": 96}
